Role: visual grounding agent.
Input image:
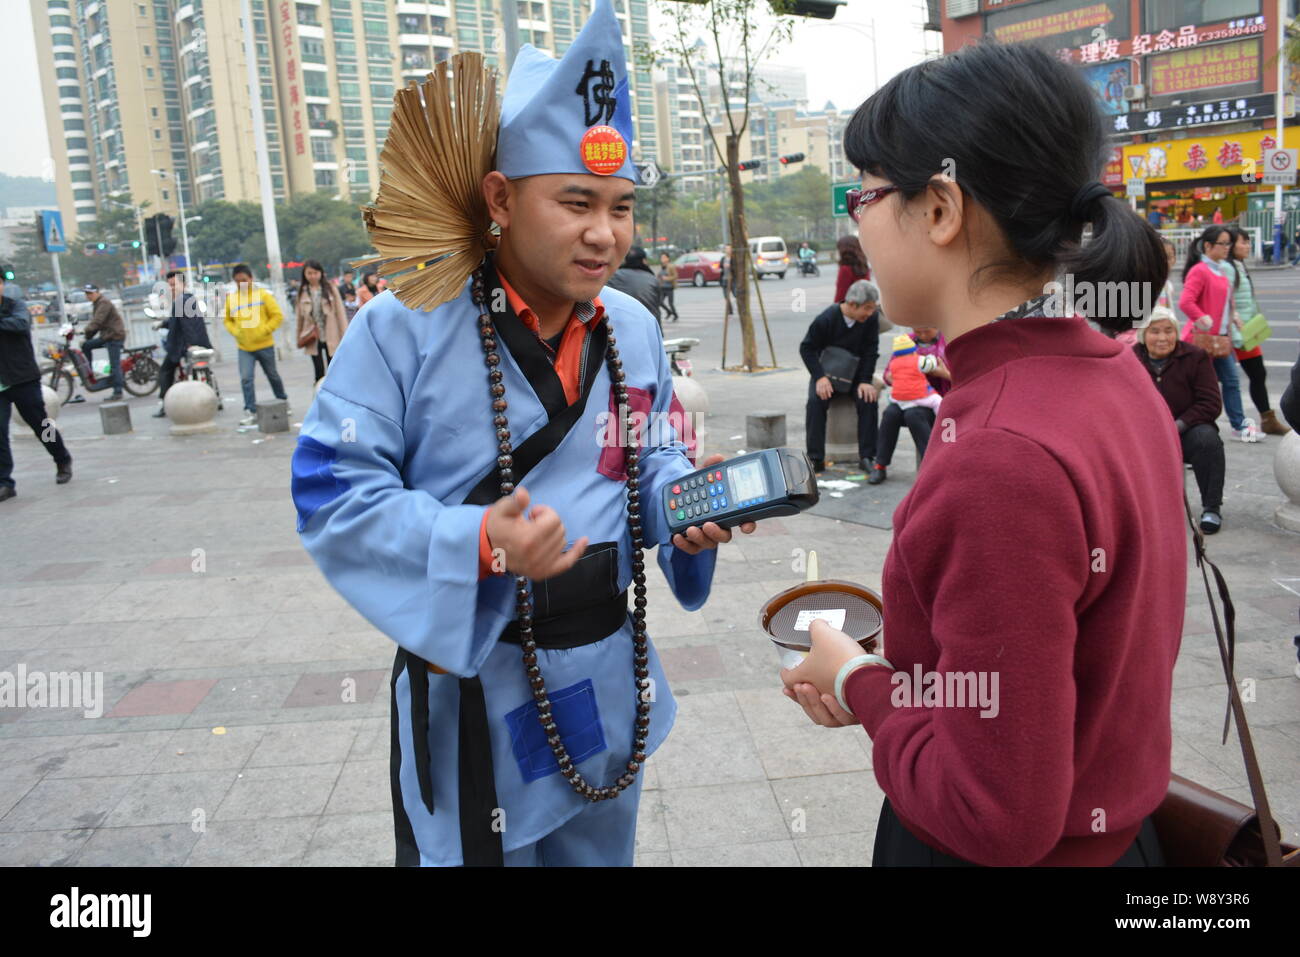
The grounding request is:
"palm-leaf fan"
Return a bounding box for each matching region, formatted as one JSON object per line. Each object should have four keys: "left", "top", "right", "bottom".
{"left": 356, "top": 51, "right": 499, "bottom": 312}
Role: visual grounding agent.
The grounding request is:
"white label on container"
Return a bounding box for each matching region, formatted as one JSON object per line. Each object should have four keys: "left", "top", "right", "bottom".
{"left": 793, "top": 608, "right": 846, "bottom": 632}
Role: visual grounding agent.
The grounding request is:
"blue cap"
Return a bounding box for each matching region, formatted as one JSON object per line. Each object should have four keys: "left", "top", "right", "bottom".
{"left": 496, "top": 0, "right": 636, "bottom": 182}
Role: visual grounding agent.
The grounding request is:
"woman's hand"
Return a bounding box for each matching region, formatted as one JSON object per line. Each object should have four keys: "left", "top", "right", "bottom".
{"left": 779, "top": 619, "right": 874, "bottom": 728}
{"left": 671, "top": 454, "right": 756, "bottom": 554}
{"left": 1195, "top": 315, "right": 1214, "bottom": 332}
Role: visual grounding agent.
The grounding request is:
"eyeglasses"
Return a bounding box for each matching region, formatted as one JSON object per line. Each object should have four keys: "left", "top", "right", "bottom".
{"left": 846, "top": 185, "right": 901, "bottom": 223}
{"left": 1210, "top": 240, "right": 1232, "bottom": 247}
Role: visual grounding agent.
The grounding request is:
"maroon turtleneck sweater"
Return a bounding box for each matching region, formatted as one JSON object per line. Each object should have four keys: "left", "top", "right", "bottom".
{"left": 845, "top": 315, "right": 1186, "bottom": 866}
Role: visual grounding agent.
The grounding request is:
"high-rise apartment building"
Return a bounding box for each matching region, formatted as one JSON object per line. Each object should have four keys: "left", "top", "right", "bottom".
{"left": 32, "top": 0, "right": 660, "bottom": 236}
{"left": 32, "top": 0, "right": 194, "bottom": 229}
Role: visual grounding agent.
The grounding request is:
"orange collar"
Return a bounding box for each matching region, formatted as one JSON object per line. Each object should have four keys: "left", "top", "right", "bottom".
{"left": 496, "top": 270, "right": 604, "bottom": 335}
{"left": 496, "top": 269, "right": 605, "bottom": 405}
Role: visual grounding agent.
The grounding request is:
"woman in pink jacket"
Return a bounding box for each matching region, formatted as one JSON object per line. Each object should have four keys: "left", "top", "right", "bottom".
{"left": 1178, "top": 226, "right": 1257, "bottom": 440}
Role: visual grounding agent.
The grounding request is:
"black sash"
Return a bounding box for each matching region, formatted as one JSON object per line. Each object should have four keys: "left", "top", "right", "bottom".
{"left": 391, "top": 259, "right": 626, "bottom": 867}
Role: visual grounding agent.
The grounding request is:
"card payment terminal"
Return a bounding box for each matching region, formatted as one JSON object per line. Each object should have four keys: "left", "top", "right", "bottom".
{"left": 663, "top": 447, "right": 819, "bottom": 535}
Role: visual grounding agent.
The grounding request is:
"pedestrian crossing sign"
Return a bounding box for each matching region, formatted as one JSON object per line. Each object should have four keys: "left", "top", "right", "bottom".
{"left": 39, "top": 210, "right": 67, "bottom": 253}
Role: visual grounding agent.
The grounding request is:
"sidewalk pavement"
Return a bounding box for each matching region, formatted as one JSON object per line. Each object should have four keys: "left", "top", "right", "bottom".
{"left": 0, "top": 307, "right": 1297, "bottom": 867}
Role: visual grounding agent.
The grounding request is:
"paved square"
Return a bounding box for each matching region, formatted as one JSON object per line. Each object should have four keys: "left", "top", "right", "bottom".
{"left": 2, "top": 274, "right": 1297, "bottom": 866}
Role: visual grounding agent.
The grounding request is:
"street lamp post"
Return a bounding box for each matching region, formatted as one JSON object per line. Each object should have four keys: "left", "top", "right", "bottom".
{"left": 151, "top": 168, "right": 193, "bottom": 288}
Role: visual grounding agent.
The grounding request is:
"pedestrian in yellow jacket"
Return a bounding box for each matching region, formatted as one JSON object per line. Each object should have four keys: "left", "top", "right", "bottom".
{"left": 224, "top": 264, "right": 288, "bottom": 425}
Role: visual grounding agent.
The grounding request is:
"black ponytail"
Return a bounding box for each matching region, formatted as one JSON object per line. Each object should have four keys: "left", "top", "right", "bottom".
{"left": 842, "top": 41, "right": 1167, "bottom": 331}
{"left": 1182, "top": 226, "right": 1228, "bottom": 282}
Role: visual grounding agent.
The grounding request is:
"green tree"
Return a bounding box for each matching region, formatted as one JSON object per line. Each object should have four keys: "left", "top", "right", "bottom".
{"left": 637, "top": 175, "right": 678, "bottom": 252}
{"left": 295, "top": 219, "right": 372, "bottom": 273}
{"left": 277, "top": 193, "right": 364, "bottom": 258}
{"left": 188, "top": 199, "right": 264, "bottom": 268}
{"left": 238, "top": 232, "right": 269, "bottom": 276}
{"left": 6, "top": 221, "right": 56, "bottom": 293}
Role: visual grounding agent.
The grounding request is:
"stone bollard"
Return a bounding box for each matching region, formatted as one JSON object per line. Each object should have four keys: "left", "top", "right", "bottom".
{"left": 42, "top": 385, "right": 61, "bottom": 423}
{"left": 746, "top": 411, "right": 786, "bottom": 450}
{"left": 1273, "top": 429, "right": 1300, "bottom": 532}
{"left": 99, "top": 400, "right": 132, "bottom": 435}
{"left": 258, "top": 398, "right": 290, "bottom": 434}
{"left": 165, "top": 380, "right": 220, "bottom": 435}
{"left": 671, "top": 374, "right": 709, "bottom": 463}
{"left": 825, "top": 394, "right": 858, "bottom": 461}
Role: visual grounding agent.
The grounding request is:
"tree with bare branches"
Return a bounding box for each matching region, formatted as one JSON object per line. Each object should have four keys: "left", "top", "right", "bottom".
{"left": 646, "top": 1, "right": 797, "bottom": 370}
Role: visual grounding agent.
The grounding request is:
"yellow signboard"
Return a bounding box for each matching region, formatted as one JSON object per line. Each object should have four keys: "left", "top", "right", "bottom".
{"left": 1148, "top": 39, "right": 1260, "bottom": 96}
{"left": 1121, "top": 128, "right": 1283, "bottom": 183}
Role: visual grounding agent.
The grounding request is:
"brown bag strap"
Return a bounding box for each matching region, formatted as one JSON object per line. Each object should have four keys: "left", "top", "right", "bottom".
{"left": 1181, "top": 490, "right": 1285, "bottom": 866}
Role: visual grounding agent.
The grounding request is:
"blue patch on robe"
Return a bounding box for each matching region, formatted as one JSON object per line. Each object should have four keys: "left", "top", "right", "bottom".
{"left": 505, "top": 678, "right": 607, "bottom": 783}
{"left": 291, "top": 435, "right": 351, "bottom": 532}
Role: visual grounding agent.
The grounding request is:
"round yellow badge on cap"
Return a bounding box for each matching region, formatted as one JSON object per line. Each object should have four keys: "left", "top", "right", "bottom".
{"left": 579, "top": 125, "right": 627, "bottom": 176}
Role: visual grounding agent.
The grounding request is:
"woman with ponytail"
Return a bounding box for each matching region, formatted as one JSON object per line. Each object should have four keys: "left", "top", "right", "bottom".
{"left": 1223, "top": 226, "right": 1289, "bottom": 436}
{"left": 780, "top": 41, "right": 1183, "bottom": 867}
{"left": 1178, "top": 226, "right": 1260, "bottom": 441}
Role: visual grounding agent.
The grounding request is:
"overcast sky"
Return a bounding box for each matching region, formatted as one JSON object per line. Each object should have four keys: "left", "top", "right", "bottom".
{"left": 1, "top": 0, "right": 930, "bottom": 179}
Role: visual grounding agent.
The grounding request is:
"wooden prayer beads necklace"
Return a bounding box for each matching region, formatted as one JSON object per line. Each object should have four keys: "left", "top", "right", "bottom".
{"left": 472, "top": 269, "right": 650, "bottom": 802}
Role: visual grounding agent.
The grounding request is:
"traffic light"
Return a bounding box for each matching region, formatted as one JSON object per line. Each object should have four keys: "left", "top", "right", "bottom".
{"left": 737, "top": 159, "right": 763, "bottom": 172}
{"left": 131, "top": 239, "right": 141, "bottom": 249}
{"left": 2, "top": 265, "right": 14, "bottom": 281}
{"left": 157, "top": 214, "right": 176, "bottom": 257}
{"left": 144, "top": 214, "right": 176, "bottom": 257}
{"left": 96, "top": 242, "right": 107, "bottom": 251}
{"left": 778, "top": 152, "right": 806, "bottom": 165}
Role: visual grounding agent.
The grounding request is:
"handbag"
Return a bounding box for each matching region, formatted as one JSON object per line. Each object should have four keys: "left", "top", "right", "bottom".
{"left": 297, "top": 323, "right": 319, "bottom": 349}
{"left": 1191, "top": 331, "right": 1231, "bottom": 358}
{"left": 1239, "top": 313, "right": 1272, "bottom": 353}
{"left": 1151, "top": 493, "right": 1300, "bottom": 867}
{"left": 819, "top": 345, "right": 859, "bottom": 395}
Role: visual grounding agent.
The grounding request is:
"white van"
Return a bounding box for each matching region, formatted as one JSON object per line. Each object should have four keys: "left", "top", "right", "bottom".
{"left": 749, "top": 236, "right": 788, "bottom": 278}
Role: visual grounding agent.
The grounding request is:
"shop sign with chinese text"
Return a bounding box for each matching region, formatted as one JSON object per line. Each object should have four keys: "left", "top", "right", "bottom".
{"left": 1108, "top": 93, "right": 1278, "bottom": 136}
{"left": 1121, "top": 128, "right": 1285, "bottom": 183}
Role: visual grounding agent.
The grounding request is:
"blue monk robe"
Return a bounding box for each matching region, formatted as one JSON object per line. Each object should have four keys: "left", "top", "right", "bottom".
{"left": 291, "top": 277, "right": 713, "bottom": 866}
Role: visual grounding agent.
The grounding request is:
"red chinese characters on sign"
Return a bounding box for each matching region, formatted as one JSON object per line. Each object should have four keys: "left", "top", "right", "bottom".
{"left": 279, "top": 1, "right": 305, "bottom": 156}
{"left": 1217, "top": 140, "right": 1242, "bottom": 169}
{"left": 1058, "top": 16, "right": 1266, "bottom": 64}
{"left": 1184, "top": 144, "right": 1208, "bottom": 172}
